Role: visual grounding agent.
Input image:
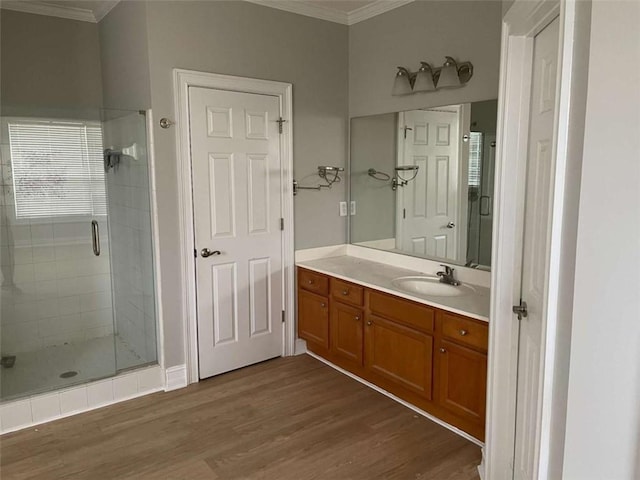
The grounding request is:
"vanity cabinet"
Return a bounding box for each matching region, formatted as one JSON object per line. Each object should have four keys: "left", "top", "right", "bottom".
{"left": 298, "top": 289, "right": 329, "bottom": 349}
{"left": 365, "top": 315, "right": 433, "bottom": 400}
{"left": 297, "top": 267, "right": 488, "bottom": 441}
{"left": 330, "top": 301, "right": 363, "bottom": 366}
{"left": 436, "top": 339, "right": 487, "bottom": 423}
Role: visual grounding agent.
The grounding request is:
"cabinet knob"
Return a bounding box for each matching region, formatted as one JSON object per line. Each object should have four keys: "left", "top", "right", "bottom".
{"left": 440, "top": 348, "right": 447, "bottom": 353}
{"left": 366, "top": 320, "right": 373, "bottom": 326}
{"left": 459, "top": 329, "right": 468, "bottom": 336}
{"left": 342, "top": 290, "right": 349, "bottom": 295}
{"left": 320, "top": 303, "right": 326, "bottom": 308}
{"left": 355, "top": 316, "right": 360, "bottom": 321}
{"left": 308, "top": 280, "right": 313, "bottom": 285}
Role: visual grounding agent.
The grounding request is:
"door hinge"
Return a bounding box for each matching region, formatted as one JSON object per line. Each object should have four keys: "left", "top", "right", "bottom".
{"left": 276, "top": 117, "right": 287, "bottom": 134}
{"left": 403, "top": 208, "right": 406, "bottom": 219}
{"left": 282, "top": 310, "right": 286, "bottom": 323}
{"left": 280, "top": 217, "right": 284, "bottom": 230}
{"left": 513, "top": 300, "right": 528, "bottom": 320}
{"left": 193, "top": 248, "right": 197, "bottom": 258}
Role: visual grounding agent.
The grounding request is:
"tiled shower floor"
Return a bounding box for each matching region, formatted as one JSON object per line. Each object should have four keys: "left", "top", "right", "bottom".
{"left": 0, "top": 335, "right": 142, "bottom": 402}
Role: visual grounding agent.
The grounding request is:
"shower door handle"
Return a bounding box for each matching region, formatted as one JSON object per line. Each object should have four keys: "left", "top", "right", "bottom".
{"left": 480, "top": 196, "right": 492, "bottom": 216}
{"left": 91, "top": 220, "right": 101, "bottom": 256}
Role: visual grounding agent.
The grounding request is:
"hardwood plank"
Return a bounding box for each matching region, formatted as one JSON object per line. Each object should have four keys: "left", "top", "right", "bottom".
{"left": 0, "top": 355, "right": 480, "bottom": 480}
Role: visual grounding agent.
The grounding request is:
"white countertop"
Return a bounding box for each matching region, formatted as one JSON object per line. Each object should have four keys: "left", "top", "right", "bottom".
{"left": 297, "top": 255, "right": 490, "bottom": 322}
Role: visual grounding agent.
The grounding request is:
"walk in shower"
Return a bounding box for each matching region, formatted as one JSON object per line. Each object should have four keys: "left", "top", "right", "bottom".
{"left": 0, "top": 107, "right": 158, "bottom": 402}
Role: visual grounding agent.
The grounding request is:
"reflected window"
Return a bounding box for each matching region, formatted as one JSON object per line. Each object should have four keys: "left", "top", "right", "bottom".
{"left": 468, "top": 131, "right": 483, "bottom": 188}
{"left": 8, "top": 120, "right": 106, "bottom": 219}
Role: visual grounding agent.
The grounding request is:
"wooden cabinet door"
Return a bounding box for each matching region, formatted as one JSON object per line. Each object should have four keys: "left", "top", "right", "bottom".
{"left": 437, "top": 339, "right": 487, "bottom": 422}
{"left": 365, "top": 315, "right": 433, "bottom": 400}
{"left": 330, "top": 301, "right": 363, "bottom": 366}
{"left": 297, "top": 289, "right": 329, "bottom": 349}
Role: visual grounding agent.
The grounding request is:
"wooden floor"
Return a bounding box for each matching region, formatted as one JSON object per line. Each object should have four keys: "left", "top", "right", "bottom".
{"left": 0, "top": 355, "right": 481, "bottom": 479}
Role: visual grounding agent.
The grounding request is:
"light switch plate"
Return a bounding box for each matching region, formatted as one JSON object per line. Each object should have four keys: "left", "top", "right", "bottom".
{"left": 350, "top": 201, "right": 356, "bottom": 216}
{"left": 339, "top": 201, "right": 347, "bottom": 217}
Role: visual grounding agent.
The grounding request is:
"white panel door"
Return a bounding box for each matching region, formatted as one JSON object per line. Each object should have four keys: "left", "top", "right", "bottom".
{"left": 189, "top": 87, "right": 283, "bottom": 379}
{"left": 398, "top": 108, "right": 462, "bottom": 260}
{"left": 513, "top": 17, "right": 560, "bottom": 479}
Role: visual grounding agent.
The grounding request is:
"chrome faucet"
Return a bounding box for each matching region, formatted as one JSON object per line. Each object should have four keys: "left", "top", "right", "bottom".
{"left": 437, "top": 265, "right": 460, "bottom": 286}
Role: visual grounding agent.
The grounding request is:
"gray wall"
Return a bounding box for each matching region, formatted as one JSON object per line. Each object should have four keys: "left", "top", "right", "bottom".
{"left": 99, "top": 1, "right": 152, "bottom": 110}
{"left": 562, "top": 1, "right": 640, "bottom": 478}
{"left": 348, "top": 1, "right": 502, "bottom": 118}
{"left": 350, "top": 113, "right": 397, "bottom": 243}
{"left": 1, "top": 10, "right": 103, "bottom": 111}
{"left": 144, "top": 1, "right": 349, "bottom": 368}
{"left": 470, "top": 99, "right": 498, "bottom": 135}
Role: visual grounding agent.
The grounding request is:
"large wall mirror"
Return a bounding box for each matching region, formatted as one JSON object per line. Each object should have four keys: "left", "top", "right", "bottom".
{"left": 350, "top": 99, "right": 498, "bottom": 270}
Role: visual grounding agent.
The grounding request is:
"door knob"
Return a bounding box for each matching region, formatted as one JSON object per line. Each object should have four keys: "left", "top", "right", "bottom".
{"left": 446, "top": 222, "right": 456, "bottom": 229}
{"left": 366, "top": 321, "right": 373, "bottom": 326}
{"left": 354, "top": 316, "right": 360, "bottom": 321}
{"left": 440, "top": 348, "right": 447, "bottom": 353}
{"left": 201, "top": 248, "right": 221, "bottom": 258}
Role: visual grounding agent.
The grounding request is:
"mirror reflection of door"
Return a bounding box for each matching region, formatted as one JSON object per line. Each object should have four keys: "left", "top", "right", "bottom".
{"left": 349, "top": 99, "right": 498, "bottom": 270}
{"left": 396, "top": 106, "right": 469, "bottom": 262}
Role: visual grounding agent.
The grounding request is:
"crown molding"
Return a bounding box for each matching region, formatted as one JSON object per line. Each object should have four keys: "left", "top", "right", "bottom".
{"left": 1, "top": 0, "right": 412, "bottom": 25}
{"left": 1, "top": 0, "right": 97, "bottom": 22}
{"left": 244, "top": 0, "right": 413, "bottom": 26}
{"left": 244, "top": 0, "right": 349, "bottom": 24}
{"left": 93, "top": 0, "right": 121, "bottom": 22}
{"left": 347, "top": 0, "right": 414, "bottom": 25}
{"left": 0, "top": 0, "right": 120, "bottom": 23}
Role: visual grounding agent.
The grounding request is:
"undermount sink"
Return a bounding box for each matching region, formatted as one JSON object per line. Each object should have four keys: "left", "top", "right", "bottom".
{"left": 391, "top": 276, "right": 476, "bottom": 297}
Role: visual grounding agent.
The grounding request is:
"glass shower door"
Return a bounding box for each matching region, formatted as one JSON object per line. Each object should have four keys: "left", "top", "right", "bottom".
{"left": 0, "top": 110, "right": 117, "bottom": 401}
{"left": 102, "top": 109, "right": 158, "bottom": 372}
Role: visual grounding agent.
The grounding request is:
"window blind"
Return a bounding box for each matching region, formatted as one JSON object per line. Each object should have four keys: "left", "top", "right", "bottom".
{"left": 468, "top": 131, "right": 483, "bottom": 188}
{"left": 8, "top": 120, "right": 107, "bottom": 219}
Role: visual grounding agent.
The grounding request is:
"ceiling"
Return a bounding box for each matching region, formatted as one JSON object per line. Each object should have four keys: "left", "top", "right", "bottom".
{"left": 0, "top": 0, "right": 413, "bottom": 25}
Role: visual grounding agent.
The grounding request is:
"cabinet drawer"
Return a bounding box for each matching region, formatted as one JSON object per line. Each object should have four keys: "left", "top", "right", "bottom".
{"left": 330, "top": 278, "right": 364, "bottom": 307}
{"left": 441, "top": 312, "right": 488, "bottom": 352}
{"left": 368, "top": 291, "right": 434, "bottom": 332}
{"left": 298, "top": 268, "right": 329, "bottom": 296}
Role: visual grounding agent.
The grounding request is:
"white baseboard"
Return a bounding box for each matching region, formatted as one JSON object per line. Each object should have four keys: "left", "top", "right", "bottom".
{"left": 165, "top": 364, "right": 188, "bottom": 391}
{"left": 478, "top": 446, "right": 486, "bottom": 480}
{"left": 0, "top": 365, "right": 164, "bottom": 435}
{"left": 306, "top": 351, "right": 484, "bottom": 447}
{"left": 294, "top": 338, "right": 308, "bottom": 355}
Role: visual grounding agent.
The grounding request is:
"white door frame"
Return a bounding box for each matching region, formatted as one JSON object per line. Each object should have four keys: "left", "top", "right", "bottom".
{"left": 173, "top": 69, "right": 295, "bottom": 384}
{"left": 485, "top": 0, "right": 581, "bottom": 477}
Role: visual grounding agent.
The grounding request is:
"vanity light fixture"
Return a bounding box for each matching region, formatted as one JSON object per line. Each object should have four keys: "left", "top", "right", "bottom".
{"left": 391, "top": 57, "right": 474, "bottom": 95}
{"left": 435, "top": 56, "right": 474, "bottom": 89}
{"left": 413, "top": 62, "right": 436, "bottom": 92}
{"left": 391, "top": 165, "right": 420, "bottom": 191}
{"left": 391, "top": 67, "right": 414, "bottom": 96}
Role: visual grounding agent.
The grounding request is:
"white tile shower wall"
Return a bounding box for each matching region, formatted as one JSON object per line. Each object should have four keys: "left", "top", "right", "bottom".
{"left": 103, "top": 113, "right": 157, "bottom": 367}
{"left": 0, "top": 149, "right": 115, "bottom": 352}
